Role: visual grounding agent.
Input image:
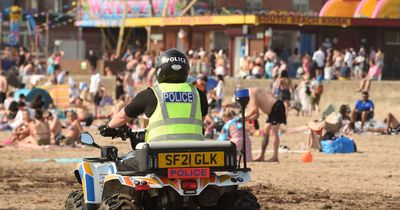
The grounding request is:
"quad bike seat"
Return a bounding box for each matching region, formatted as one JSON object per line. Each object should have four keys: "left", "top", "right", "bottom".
{"left": 132, "top": 141, "right": 238, "bottom": 175}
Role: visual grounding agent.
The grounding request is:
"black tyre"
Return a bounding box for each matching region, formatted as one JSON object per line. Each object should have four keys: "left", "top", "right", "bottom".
{"left": 218, "top": 190, "right": 260, "bottom": 210}
{"left": 152, "top": 188, "right": 183, "bottom": 210}
{"left": 65, "top": 190, "right": 86, "bottom": 210}
{"left": 99, "top": 194, "right": 140, "bottom": 210}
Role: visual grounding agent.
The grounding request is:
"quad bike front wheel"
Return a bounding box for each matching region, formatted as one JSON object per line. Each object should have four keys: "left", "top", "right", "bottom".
{"left": 99, "top": 194, "right": 140, "bottom": 210}
{"left": 65, "top": 190, "right": 86, "bottom": 210}
{"left": 218, "top": 190, "right": 260, "bottom": 210}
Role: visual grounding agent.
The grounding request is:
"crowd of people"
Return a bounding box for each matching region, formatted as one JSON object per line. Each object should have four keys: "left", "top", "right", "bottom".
{"left": 0, "top": 44, "right": 398, "bottom": 161}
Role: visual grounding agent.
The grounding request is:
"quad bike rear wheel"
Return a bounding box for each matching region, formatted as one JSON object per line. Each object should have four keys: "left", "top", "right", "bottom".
{"left": 218, "top": 190, "right": 260, "bottom": 210}
{"left": 99, "top": 194, "right": 140, "bottom": 210}
{"left": 65, "top": 190, "right": 86, "bottom": 210}
{"left": 150, "top": 188, "right": 183, "bottom": 210}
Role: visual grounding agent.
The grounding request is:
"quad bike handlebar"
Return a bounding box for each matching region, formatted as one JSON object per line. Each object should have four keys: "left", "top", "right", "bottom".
{"left": 99, "top": 125, "right": 146, "bottom": 150}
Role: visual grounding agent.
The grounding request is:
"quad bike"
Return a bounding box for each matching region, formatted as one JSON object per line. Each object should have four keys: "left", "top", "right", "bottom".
{"left": 65, "top": 89, "right": 260, "bottom": 210}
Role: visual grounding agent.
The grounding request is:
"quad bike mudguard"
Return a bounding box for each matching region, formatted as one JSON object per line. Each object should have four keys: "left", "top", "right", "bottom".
{"left": 76, "top": 161, "right": 117, "bottom": 205}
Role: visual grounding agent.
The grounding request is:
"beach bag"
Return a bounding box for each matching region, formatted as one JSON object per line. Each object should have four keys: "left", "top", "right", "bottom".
{"left": 321, "top": 136, "right": 356, "bottom": 154}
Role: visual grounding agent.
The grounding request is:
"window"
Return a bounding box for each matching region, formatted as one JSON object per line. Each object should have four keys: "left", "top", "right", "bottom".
{"left": 53, "top": 0, "right": 63, "bottom": 14}
{"left": 0, "top": 0, "right": 13, "bottom": 10}
{"left": 247, "top": 0, "right": 262, "bottom": 10}
{"left": 31, "top": 0, "right": 38, "bottom": 10}
{"left": 293, "top": 0, "right": 309, "bottom": 12}
{"left": 385, "top": 31, "right": 400, "bottom": 46}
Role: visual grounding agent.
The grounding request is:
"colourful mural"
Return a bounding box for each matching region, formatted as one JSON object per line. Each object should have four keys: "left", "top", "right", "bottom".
{"left": 80, "top": 0, "right": 185, "bottom": 19}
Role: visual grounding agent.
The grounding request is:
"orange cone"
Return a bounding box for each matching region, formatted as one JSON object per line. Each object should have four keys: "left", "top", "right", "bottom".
{"left": 302, "top": 151, "right": 313, "bottom": 163}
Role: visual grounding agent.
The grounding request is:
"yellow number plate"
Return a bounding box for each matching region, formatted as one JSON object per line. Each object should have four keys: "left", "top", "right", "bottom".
{"left": 158, "top": 152, "right": 225, "bottom": 168}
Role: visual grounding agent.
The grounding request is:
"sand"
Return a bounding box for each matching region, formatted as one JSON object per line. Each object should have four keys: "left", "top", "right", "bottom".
{"left": 1, "top": 80, "right": 400, "bottom": 209}
{"left": 0, "top": 121, "right": 399, "bottom": 209}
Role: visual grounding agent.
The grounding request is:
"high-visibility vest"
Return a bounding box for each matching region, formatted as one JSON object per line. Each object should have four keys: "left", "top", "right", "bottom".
{"left": 146, "top": 83, "right": 203, "bottom": 142}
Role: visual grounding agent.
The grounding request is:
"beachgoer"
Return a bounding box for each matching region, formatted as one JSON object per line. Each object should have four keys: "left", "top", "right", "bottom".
{"left": 124, "top": 69, "right": 135, "bottom": 101}
{"left": 0, "top": 70, "right": 7, "bottom": 105}
{"left": 44, "top": 111, "right": 63, "bottom": 145}
{"left": 298, "top": 75, "right": 312, "bottom": 116}
{"left": 347, "top": 91, "right": 374, "bottom": 132}
{"left": 63, "top": 111, "right": 83, "bottom": 146}
{"left": 73, "top": 98, "right": 94, "bottom": 126}
{"left": 276, "top": 70, "right": 293, "bottom": 115}
{"left": 368, "top": 113, "right": 400, "bottom": 135}
{"left": 22, "top": 110, "right": 51, "bottom": 146}
{"left": 356, "top": 71, "right": 371, "bottom": 92}
{"left": 244, "top": 87, "right": 287, "bottom": 162}
{"left": 218, "top": 110, "right": 252, "bottom": 161}
{"left": 214, "top": 75, "right": 225, "bottom": 111}
{"left": 310, "top": 77, "right": 324, "bottom": 115}
{"left": 89, "top": 66, "right": 101, "bottom": 102}
{"left": 8, "top": 110, "right": 32, "bottom": 143}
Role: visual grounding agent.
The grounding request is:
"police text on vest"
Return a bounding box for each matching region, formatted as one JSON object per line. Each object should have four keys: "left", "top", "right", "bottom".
{"left": 163, "top": 92, "right": 193, "bottom": 103}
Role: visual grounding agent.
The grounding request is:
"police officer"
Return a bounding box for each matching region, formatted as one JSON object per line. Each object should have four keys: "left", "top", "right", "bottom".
{"left": 107, "top": 48, "right": 208, "bottom": 143}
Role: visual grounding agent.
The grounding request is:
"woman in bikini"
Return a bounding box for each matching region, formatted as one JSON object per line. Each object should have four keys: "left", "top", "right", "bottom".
{"left": 22, "top": 110, "right": 51, "bottom": 146}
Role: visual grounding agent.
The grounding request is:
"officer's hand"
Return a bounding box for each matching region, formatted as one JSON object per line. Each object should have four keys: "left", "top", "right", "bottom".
{"left": 99, "top": 123, "right": 117, "bottom": 138}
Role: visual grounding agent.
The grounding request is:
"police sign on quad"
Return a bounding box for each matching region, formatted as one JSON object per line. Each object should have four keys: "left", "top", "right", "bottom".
{"left": 163, "top": 92, "right": 193, "bottom": 103}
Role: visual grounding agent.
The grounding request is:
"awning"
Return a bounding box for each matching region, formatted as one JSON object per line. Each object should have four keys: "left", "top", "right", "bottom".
{"left": 372, "top": 0, "right": 400, "bottom": 19}
{"left": 354, "top": 0, "right": 378, "bottom": 18}
{"left": 319, "top": 0, "right": 361, "bottom": 17}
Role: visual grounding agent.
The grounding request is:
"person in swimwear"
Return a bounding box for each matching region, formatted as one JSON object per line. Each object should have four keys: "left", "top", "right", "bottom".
{"left": 224, "top": 87, "right": 287, "bottom": 162}
{"left": 22, "top": 110, "right": 51, "bottom": 146}
{"left": 43, "top": 111, "right": 63, "bottom": 145}
{"left": 63, "top": 110, "right": 83, "bottom": 146}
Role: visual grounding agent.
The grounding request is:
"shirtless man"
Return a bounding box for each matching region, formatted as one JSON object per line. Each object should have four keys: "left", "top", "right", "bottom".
{"left": 64, "top": 111, "right": 83, "bottom": 145}
{"left": 0, "top": 70, "right": 8, "bottom": 104}
{"left": 225, "top": 87, "right": 286, "bottom": 161}
{"left": 245, "top": 87, "right": 287, "bottom": 162}
{"left": 73, "top": 98, "right": 94, "bottom": 126}
{"left": 23, "top": 110, "right": 51, "bottom": 146}
{"left": 43, "top": 111, "right": 63, "bottom": 145}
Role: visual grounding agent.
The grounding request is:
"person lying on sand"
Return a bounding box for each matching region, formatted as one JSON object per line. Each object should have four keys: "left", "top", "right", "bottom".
{"left": 224, "top": 87, "right": 286, "bottom": 162}
{"left": 368, "top": 112, "right": 400, "bottom": 135}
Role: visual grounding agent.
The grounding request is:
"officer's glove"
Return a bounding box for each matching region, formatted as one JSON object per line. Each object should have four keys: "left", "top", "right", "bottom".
{"left": 99, "top": 123, "right": 118, "bottom": 138}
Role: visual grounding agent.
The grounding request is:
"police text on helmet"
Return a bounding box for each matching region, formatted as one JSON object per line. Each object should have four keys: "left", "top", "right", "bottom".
{"left": 161, "top": 56, "right": 187, "bottom": 64}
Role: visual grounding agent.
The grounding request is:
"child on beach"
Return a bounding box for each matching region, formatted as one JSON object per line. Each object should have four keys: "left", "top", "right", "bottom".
{"left": 218, "top": 110, "right": 252, "bottom": 161}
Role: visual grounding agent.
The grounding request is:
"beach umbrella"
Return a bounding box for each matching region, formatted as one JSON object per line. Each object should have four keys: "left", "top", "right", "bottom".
{"left": 206, "top": 76, "right": 218, "bottom": 91}
{"left": 13, "top": 88, "right": 30, "bottom": 101}
{"left": 26, "top": 88, "right": 54, "bottom": 107}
